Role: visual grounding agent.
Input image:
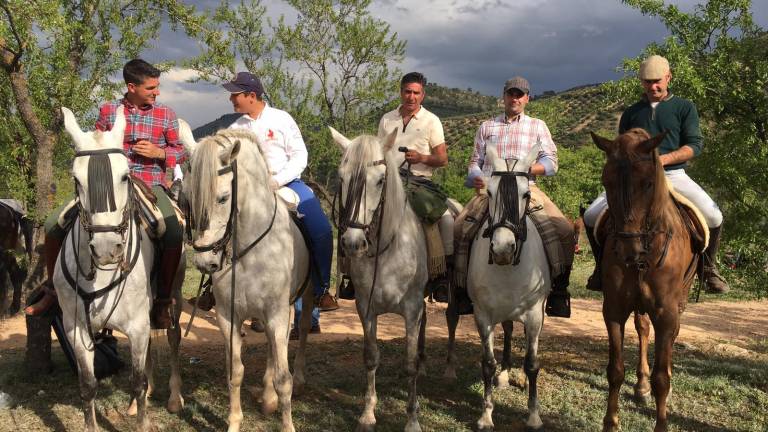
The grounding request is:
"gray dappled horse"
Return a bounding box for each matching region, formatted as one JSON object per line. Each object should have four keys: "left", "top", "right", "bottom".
{"left": 55, "top": 107, "right": 184, "bottom": 432}
{"left": 178, "top": 123, "right": 314, "bottom": 432}
{"left": 331, "top": 127, "right": 427, "bottom": 432}
{"left": 467, "top": 146, "right": 550, "bottom": 431}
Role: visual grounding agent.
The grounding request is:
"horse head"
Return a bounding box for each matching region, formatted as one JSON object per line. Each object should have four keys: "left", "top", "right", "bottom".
{"left": 591, "top": 128, "right": 668, "bottom": 265}
{"left": 482, "top": 145, "right": 537, "bottom": 266}
{"left": 62, "top": 106, "right": 131, "bottom": 266}
{"left": 179, "top": 122, "right": 254, "bottom": 273}
{"left": 331, "top": 126, "right": 399, "bottom": 258}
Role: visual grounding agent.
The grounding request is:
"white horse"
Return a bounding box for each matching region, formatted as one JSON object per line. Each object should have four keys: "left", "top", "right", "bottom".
{"left": 178, "top": 123, "right": 314, "bottom": 432}
{"left": 55, "top": 107, "right": 185, "bottom": 432}
{"left": 331, "top": 127, "right": 427, "bottom": 432}
{"left": 468, "top": 146, "right": 550, "bottom": 431}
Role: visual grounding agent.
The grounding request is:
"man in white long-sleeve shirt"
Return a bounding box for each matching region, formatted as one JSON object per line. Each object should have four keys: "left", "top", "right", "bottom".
{"left": 224, "top": 72, "right": 339, "bottom": 333}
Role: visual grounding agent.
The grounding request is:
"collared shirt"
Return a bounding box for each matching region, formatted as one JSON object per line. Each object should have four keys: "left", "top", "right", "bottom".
{"left": 95, "top": 98, "right": 183, "bottom": 188}
{"left": 469, "top": 113, "right": 558, "bottom": 178}
{"left": 378, "top": 105, "right": 445, "bottom": 178}
{"left": 228, "top": 104, "right": 307, "bottom": 187}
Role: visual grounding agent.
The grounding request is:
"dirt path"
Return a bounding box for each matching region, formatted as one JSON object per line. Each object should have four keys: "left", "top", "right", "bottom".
{"left": 2, "top": 298, "right": 766, "bottom": 351}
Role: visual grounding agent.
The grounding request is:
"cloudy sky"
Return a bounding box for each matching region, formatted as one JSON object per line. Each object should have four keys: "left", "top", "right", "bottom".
{"left": 145, "top": 0, "right": 768, "bottom": 128}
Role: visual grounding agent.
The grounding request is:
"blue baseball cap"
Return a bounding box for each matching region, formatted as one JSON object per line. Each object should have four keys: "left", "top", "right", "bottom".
{"left": 222, "top": 72, "right": 264, "bottom": 96}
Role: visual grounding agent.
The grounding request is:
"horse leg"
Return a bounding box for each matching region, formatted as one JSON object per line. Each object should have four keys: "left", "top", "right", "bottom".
{"left": 443, "top": 299, "right": 459, "bottom": 381}
{"left": 262, "top": 328, "right": 279, "bottom": 415}
{"left": 633, "top": 312, "right": 652, "bottom": 405}
{"left": 417, "top": 300, "right": 427, "bottom": 377}
{"left": 217, "top": 312, "right": 246, "bottom": 432}
{"left": 292, "top": 287, "right": 314, "bottom": 395}
{"left": 265, "top": 315, "right": 295, "bottom": 432}
{"left": 128, "top": 332, "right": 152, "bottom": 432}
{"left": 8, "top": 256, "right": 23, "bottom": 314}
{"left": 404, "top": 306, "right": 424, "bottom": 432}
{"left": 603, "top": 316, "right": 628, "bottom": 432}
{"left": 71, "top": 327, "right": 100, "bottom": 432}
{"left": 166, "top": 302, "right": 185, "bottom": 413}
{"left": 356, "top": 315, "right": 379, "bottom": 432}
{"left": 475, "top": 317, "right": 496, "bottom": 432}
{"left": 650, "top": 312, "right": 679, "bottom": 432}
{"left": 495, "top": 320, "right": 514, "bottom": 389}
{"left": 521, "top": 315, "right": 544, "bottom": 430}
{"left": 128, "top": 341, "right": 152, "bottom": 416}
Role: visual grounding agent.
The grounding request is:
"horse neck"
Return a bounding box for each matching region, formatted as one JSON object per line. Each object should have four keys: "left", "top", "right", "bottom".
{"left": 647, "top": 165, "right": 682, "bottom": 233}
{"left": 380, "top": 157, "right": 410, "bottom": 242}
{"left": 233, "top": 156, "right": 282, "bottom": 239}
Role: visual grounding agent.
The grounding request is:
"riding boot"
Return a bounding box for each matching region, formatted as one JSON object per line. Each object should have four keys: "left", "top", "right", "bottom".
{"left": 316, "top": 287, "right": 340, "bottom": 311}
{"left": 431, "top": 255, "right": 452, "bottom": 303}
{"left": 545, "top": 266, "right": 572, "bottom": 318}
{"left": 151, "top": 246, "right": 182, "bottom": 329}
{"left": 24, "top": 234, "right": 63, "bottom": 316}
{"left": 585, "top": 224, "right": 603, "bottom": 292}
{"left": 703, "top": 225, "right": 730, "bottom": 294}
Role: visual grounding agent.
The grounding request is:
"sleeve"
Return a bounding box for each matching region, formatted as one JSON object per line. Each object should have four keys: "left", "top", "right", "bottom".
{"left": 162, "top": 109, "right": 185, "bottom": 169}
{"left": 272, "top": 114, "right": 308, "bottom": 187}
{"left": 429, "top": 115, "right": 445, "bottom": 148}
{"left": 536, "top": 121, "right": 558, "bottom": 176}
{"left": 618, "top": 109, "right": 630, "bottom": 134}
{"left": 680, "top": 101, "right": 703, "bottom": 157}
{"left": 377, "top": 115, "right": 387, "bottom": 138}
{"left": 94, "top": 103, "right": 114, "bottom": 132}
{"left": 469, "top": 123, "right": 486, "bottom": 174}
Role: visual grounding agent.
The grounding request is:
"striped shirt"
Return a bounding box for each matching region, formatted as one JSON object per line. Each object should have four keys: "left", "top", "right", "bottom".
{"left": 95, "top": 98, "right": 184, "bottom": 187}
{"left": 469, "top": 113, "right": 558, "bottom": 178}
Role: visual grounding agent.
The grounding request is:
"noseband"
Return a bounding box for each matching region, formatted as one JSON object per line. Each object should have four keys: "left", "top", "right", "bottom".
{"left": 482, "top": 170, "right": 531, "bottom": 265}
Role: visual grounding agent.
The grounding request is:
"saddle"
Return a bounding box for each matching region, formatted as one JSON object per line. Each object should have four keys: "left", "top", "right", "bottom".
{"left": 131, "top": 175, "right": 186, "bottom": 239}
{"left": 592, "top": 180, "right": 709, "bottom": 253}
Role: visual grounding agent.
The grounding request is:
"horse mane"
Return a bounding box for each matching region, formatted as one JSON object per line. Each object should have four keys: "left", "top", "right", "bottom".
{"left": 341, "top": 134, "right": 407, "bottom": 238}
{"left": 186, "top": 128, "right": 272, "bottom": 228}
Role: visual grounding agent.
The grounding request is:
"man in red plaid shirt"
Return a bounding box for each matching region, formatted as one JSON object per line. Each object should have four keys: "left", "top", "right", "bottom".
{"left": 26, "top": 59, "right": 185, "bottom": 329}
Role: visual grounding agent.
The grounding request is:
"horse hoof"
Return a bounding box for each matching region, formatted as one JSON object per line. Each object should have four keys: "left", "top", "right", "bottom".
{"left": 127, "top": 400, "right": 138, "bottom": 416}
{"left": 293, "top": 381, "right": 305, "bottom": 397}
{"left": 356, "top": 422, "right": 376, "bottom": 432}
{"left": 634, "top": 390, "right": 652, "bottom": 406}
{"left": 494, "top": 373, "right": 510, "bottom": 389}
{"left": 443, "top": 369, "right": 457, "bottom": 382}
{"left": 477, "top": 419, "right": 494, "bottom": 431}
{"left": 262, "top": 398, "right": 279, "bottom": 415}
{"left": 404, "top": 420, "right": 422, "bottom": 432}
{"left": 167, "top": 396, "right": 184, "bottom": 413}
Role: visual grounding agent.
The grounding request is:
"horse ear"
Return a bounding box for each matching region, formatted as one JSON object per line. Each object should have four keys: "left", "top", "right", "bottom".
{"left": 110, "top": 107, "right": 127, "bottom": 146}
{"left": 382, "top": 128, "right": 398, "bottom": 152}
{"left": 61, "top": 107, "right": 87, "bottom": 150}
{"left": 485, "top": 146, "right": 503, "bottom": 171}
{"left": 328, "top": 126, "right": 351, "bottom": 151}
{"left": 519, "top": 142, "right": 540, "bottom": 172}
{"left": 639, "top": 130, "right": 669, "bottom": 153}
{"left": 177, "top": 118, "right": 198, "bottom": 155}
{"left": 591, "top": 132, "right": 613, "bottom": 152}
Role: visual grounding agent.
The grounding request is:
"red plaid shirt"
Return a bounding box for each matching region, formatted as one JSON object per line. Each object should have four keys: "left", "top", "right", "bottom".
{"left": 95, "top": 98, "right": 184, "bottom": 187}
{"left": 469, "top": 113, "right": 558, "bottom": 178}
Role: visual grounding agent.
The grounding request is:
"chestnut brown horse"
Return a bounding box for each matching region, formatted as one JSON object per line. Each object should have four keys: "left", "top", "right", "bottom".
{"left": 591, "top": 129, "right": 700, "bottom": 432}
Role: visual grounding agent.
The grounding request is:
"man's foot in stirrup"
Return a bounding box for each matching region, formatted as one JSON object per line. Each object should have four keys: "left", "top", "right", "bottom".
{"left": 431, "top": 276, "right": 450, "bottom": 303}
{"left": 316, "top": 292, "right": 339, "bottom": 312}
{"left": 25, "top": 282, "right": 57, "bottom": 316}
{"left": 187, "top": 290, "right": 215, "bottom": 311}
{"left": 704, "top": 270, "right": 730, "bottom": 294}
{"left": 545, "top": 291, "right": 571, "bottom": 318}
{"left": 151, "top": 299, "right": 174, "bottom": 329}
{"left": 586, "top": 270, "right": 602, "bottom": 292}
{"left": 337, "top": 276, "right": 355, "bottom": 300}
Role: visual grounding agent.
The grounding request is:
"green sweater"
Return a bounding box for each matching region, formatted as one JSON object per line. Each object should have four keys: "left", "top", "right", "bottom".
{"left": 618, "top": 94, "right": 703, "bottom": 171}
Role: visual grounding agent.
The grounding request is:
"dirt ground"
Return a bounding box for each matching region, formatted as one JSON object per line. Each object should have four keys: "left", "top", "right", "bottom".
{"left": 2, "top": 298, "right": 767, "bottom": 353}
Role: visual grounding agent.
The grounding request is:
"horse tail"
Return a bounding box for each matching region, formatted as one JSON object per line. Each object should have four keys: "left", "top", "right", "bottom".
{"left": 21, "top": 216, "right": 34, "bottom": 261}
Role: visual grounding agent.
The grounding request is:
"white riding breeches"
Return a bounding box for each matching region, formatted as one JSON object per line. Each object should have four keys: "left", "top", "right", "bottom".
{"left": 583, "top": 169, "right": 722, "bottom": 228}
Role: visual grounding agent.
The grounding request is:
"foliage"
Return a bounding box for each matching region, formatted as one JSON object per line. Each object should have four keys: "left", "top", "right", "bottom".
{"left": 187, "top": 0, "right": 406, "bottom": 194}
{"left": 0, "top": 0, "right": 214, "bottom": 221}
{"left": 422, "top": 83, "right": 498, "bottom": 118}
{"left": 607, "top": 0, "right": 768, "bottom": 294}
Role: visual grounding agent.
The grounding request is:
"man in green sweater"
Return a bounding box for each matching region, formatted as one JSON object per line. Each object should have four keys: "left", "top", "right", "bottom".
{"left": 583, "top": 55, "right": 730, "bottom": 294}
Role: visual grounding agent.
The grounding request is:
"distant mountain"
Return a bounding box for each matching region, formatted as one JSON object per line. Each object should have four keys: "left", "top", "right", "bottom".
{"left": 191, "top": 113, "right": 240, "bottom": 139}
{"left": 422, "top": 83, "right": 499, "bottom": 118}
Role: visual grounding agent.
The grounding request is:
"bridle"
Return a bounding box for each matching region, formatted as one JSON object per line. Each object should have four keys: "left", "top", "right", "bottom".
{"left": 482, "top": 169, "right": 531, "bottom": 266}
{"left": 334, "top": 159, "right": 391, "bottom": 255}
{"left": 608, "top": 153, "right": 673, "bottom": 271}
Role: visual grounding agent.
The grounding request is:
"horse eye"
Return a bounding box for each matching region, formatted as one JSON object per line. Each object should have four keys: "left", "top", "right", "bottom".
{"left": 487, "top": 190, "right": 493, "bottom": 198}
{"left": 217, "top": 195, "right": 229, "bottom": 204}
{"left": 122, "top": 174, "right": 129, "bottom": 182}
{"left": 377, "top": 175, "right": 384, "bottom": 186}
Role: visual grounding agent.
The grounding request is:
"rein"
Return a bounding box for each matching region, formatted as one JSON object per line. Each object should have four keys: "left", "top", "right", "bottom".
{"left": 482, "top": 170, "right": 531, "bottom": 266}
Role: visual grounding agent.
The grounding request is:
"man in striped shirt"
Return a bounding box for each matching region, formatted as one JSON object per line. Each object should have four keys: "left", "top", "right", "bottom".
{"left": 26, "top": 59, "right": 185, "bottom": 329}
{"left": 468, "top": 76, "right": 574, "bottom": 318}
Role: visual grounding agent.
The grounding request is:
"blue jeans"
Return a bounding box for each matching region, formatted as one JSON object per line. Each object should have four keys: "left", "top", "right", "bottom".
{"left": 286, "top": 180, "right": 333, "bottom": 297}
{"left": 294, "top": 298, "right": 320, "bottom": 328}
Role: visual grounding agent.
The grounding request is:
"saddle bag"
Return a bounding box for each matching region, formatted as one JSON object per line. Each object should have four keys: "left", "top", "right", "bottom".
{"left": 400, "top": 168, "right": 448, "bottom": 224}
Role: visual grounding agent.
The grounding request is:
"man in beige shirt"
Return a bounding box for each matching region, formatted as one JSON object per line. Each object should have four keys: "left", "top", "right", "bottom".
{"left": 378, "top": 72, "right": 453, "bottom": 301}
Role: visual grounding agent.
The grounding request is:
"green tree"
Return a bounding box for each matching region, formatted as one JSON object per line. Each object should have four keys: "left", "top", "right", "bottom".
{"left": 609, "top": 0, "right": 768, "bottom": 294}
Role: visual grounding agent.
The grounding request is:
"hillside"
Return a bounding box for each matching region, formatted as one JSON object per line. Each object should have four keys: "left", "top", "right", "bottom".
{"left": 422, "top": 83, "right": 499, "bottom": 118}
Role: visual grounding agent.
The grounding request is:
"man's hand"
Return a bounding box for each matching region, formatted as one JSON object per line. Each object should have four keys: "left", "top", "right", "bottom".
{"left": 473, "top": 176, "right": 486, "bottom": 190}
{"left": 404, "top": 150, "right": 423, "bottom": 164}
{"left": 132, "top": 139, "right": 165, "bottom": 160}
